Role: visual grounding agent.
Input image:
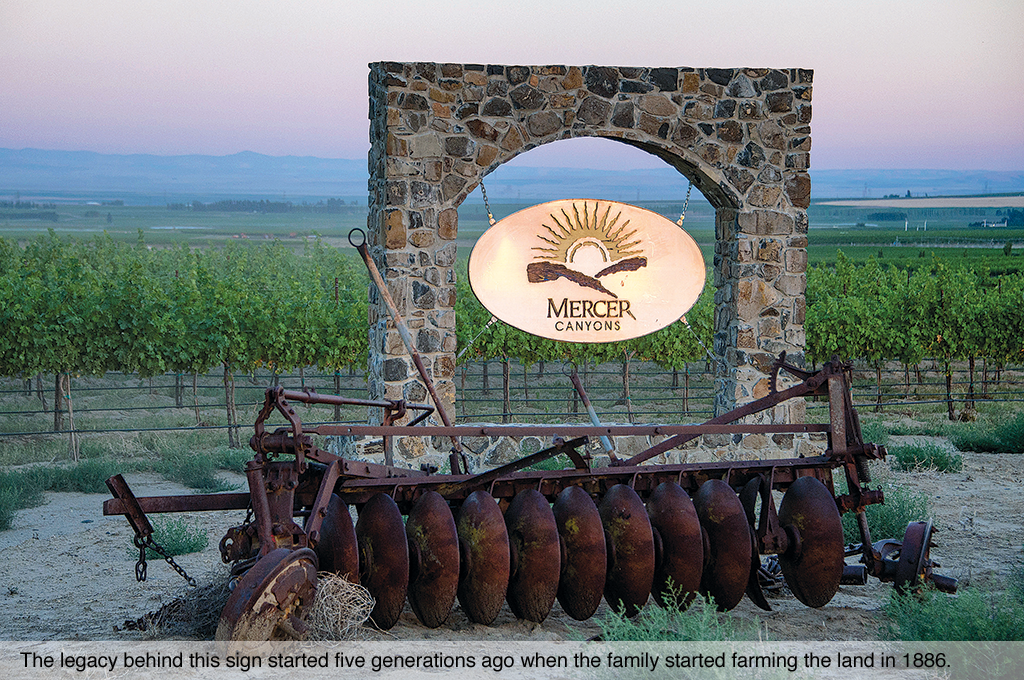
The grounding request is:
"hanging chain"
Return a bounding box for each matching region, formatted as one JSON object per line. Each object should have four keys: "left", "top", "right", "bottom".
{"left": 681, "top": 315, "right": 723, "bottom": 368}
{"left": 480, "top": 182, "right": 496, "bottom": 226}
{"left": 456, "top": 315, "right": 499, "bottom": 361}
{"left": 134, "top": 534, "right": 197, "bottom": 587}
{"left": 676, "top": 181, "right": 693, "bottom": 226}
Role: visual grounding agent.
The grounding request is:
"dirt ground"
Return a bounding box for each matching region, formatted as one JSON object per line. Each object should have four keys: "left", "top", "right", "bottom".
{"left": 2, "top": 440, "right": 1022, "bottom": 642}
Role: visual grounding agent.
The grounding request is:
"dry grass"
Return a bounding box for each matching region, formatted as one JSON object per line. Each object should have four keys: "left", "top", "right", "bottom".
{"left": 124, "top": 570, "right": 232, "bottom": 639}
{"left": 305, "top": 572, "right": 375, "bottom": 640}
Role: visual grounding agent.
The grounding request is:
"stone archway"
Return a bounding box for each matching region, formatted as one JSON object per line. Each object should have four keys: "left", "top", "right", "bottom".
{"left": 367, "top": 62, "right": 812, "bottom": 430}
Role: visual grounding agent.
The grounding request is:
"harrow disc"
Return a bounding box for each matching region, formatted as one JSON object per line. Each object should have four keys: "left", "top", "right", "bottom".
{"left": 216, "top": 547, "right": 318, "bottom": 641}
{"left": 737, "top": 477, "right": 771, "bottom": 612}
{"left": 552, "top": 485, "right": 606, "bottom": 620}
{"left": 694, "top": 479, "right": 750, "bottom": 611}
{"left": 646, "top": 482, "right": 703, "bottom": 608}
{"left": 311, "top": 493, "right": 359, "bottom": 583}
{"left": 456, "top": 490, "right": 510, "bottom": 625}
{"left": 504, "top": 489, "right": 561, "bottom": 622}
{"left": 599, "top": 484, "right": 655, "bottom": 616}
{"left": 356, "top": 493, "right": 409, "bottom": 630}
{"left": 406, "top": 491, "right": 460, "bottom": 628}
{"left": 777, "top": 476, "right": 844, "bottom": 608}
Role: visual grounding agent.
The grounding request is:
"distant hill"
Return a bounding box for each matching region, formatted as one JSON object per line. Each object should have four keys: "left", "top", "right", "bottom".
{"left": 1, "top": 148, "right": 1021, "bottom": 204}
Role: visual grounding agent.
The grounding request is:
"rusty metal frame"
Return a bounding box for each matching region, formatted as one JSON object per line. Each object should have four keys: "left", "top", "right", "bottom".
{"left": 104, "top": 354, "right": 952, "bottom": 597}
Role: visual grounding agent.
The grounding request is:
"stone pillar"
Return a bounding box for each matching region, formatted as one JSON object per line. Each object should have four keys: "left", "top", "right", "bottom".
{"left": 713, "top": 207, "right": 808, "bottom": 423}
{"left": 366, "top": 63, "right": 460, "bottom": 425}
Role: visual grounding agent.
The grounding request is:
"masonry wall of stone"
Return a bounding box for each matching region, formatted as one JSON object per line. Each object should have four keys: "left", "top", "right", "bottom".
{"left": 366, "top": 62, "right": 812, "bottom": 461}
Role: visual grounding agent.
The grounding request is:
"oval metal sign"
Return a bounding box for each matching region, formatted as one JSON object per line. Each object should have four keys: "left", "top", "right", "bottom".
{"left": 468, "top": 199, "right": 705, "bottom": 343}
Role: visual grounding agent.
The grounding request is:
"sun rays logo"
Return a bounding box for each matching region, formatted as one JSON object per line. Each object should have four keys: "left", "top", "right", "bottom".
{"left": 526, "top": 201, "right": 648, "bottom": 299}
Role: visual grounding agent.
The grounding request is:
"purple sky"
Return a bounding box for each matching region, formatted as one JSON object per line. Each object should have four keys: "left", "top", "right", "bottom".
{"left": 2, "top": 0, "right": 1022, "bottom": 171}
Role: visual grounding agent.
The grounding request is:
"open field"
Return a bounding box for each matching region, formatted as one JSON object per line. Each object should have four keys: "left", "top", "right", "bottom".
{"left": 821, "top": 195, "right": 1024, "bottom": 208}
{"left": 4, "top": 192, "right": 1021, "bottom": 265}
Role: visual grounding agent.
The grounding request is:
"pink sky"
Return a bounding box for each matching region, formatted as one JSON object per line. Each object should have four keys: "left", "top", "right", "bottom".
{"left": 2, "top": 0, "right": 1022, "bottom": 171}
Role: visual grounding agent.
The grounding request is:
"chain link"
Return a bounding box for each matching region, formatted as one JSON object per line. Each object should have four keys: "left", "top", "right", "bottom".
{"left": 134, "top": 534, "right": 197, "bottom": 587}
{"left": 676, "top": 181, "right": 694, "bottom": 226}
{"left": 479, "top": 182, "right": 496, "bottom": 226}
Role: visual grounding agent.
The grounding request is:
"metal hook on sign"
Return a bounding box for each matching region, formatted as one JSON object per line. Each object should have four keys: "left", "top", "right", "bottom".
{"left": 348, "top": 228, "right": 366, "bottom": 249}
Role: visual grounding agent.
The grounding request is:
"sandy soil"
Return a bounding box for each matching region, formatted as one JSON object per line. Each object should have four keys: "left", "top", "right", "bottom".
{"left": 2, "top": 446, "right": 1022, "bottom": 642}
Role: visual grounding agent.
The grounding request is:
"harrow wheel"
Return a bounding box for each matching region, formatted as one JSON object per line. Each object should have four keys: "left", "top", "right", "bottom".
{"left": 647, "top": 482, "right": 703, "bottom": 608}
{"left": 694, "top": 479, "right": 750, "bottom": 611}
{"left": 456, "top": 490, "right": 510, "bottom": 625}
{"left": 894, "top": 519, "right": 935, "bottom": 594}
{"left": 311, "top": 493, "right": 359, "bottom": 583}
{"left": 504, "top": 489, "right": 561, "bottom": 622}
{"left": 777, "top": 476, "right": 845, "bottom": 608}
{"left": 356, "top": 493, "right": 409, "bottom": 630}
{"left": 600, "top": 484, "right": 655, "bottom": 616}
{"left": 216, "top": 547, "right": 318, "bottom": 641}
{"left": 406, "top": 491, "right": 460, "bottom": 628}
{"left": 553, "top": 485, "right": 606, "bottom": 621}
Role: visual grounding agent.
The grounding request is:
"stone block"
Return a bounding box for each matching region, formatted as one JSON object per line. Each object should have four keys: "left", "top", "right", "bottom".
{"left": 736, "top": 142, "right": 766, "bottom": 168}
{"left": 435, "top": 244, "right": 458, "bottom": 269}
{"left": 441, "top": 174, "right": 467, "bottom": 201}
{"left": 748, "top": 184, "right": 782, "bottom": 208}
{"left": 510, "top": 84, "right": 545, "bottom": 110}
{"left": 527, "top": 111, "right": 561, "bottom": 137}
{"left": 383, "top": 358, "right": 408, "bottom": 382}
{"left": 640, "top": 94, "right": 676, "bottom": 116}
{"left": 765, "top": 91, "right": 792, "bottom": 113}
{"left": 384, "top": 210, "right": 406, "bottom": 249}
{"left": 584, "top": 66, "right": 619, "bottom": 98}
{"left": 723, "top": 166, "right": 755, "bottom": 194}
{"left": 476, "top": 144, "right": 499, "bottom": 167}
{"left": 736, "top": 278, "right": 781, "bottom": 320}
{"left": 501, "top": 126, "right": 524, "bottom": 151}
{"left": 741, "top": 433, "right": 768, "bottom": 450}
{"left": 561, "top": 66, "right": 583, "bottom": 90}
{"left": 776, "top": 274, "right": 805, "bottom": 296}
{"left": 785, "top": 173, "right": 811, "bottom": 208}
{"left": 397, "top": 436, "right": 427, "bottom": 460}
{"left": 785, "top": 248, "right": 808, "bottom": 273}
{"left": 409, "top": 229, "right": 436, "bottom": 248}
{"left": 611, "top": 102, "right": 635, "bottom": 128}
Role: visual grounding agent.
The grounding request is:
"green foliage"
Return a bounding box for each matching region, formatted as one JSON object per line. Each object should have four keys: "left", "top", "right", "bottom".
{"left": 135, "top": 516, "right": 209, "bottom": 559}
{"left": 0, "top": 458, "right": 129, "bottom": 530}
{"left": 888, "top": 444, "right": 964, "bottom": 473}
{"left": 883, "top": 584, "right": 1024, "bottom": 641}
{"left": 156, "top": 449, "right": 238, "bottom": 492}
{"left": 858, "top": 419, "right": 891, "bottom": 447}
{"left": 0, "top": 233, "right": 371, "bottom": 382}
{"left": 950, "top": 412, "right": 1024, "bottom": 453}
{"left": 595, "top": 589, "right": 755, "bottom": 641}
{"left": 840, "top": 472, "right": 930, "bottom": 543}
